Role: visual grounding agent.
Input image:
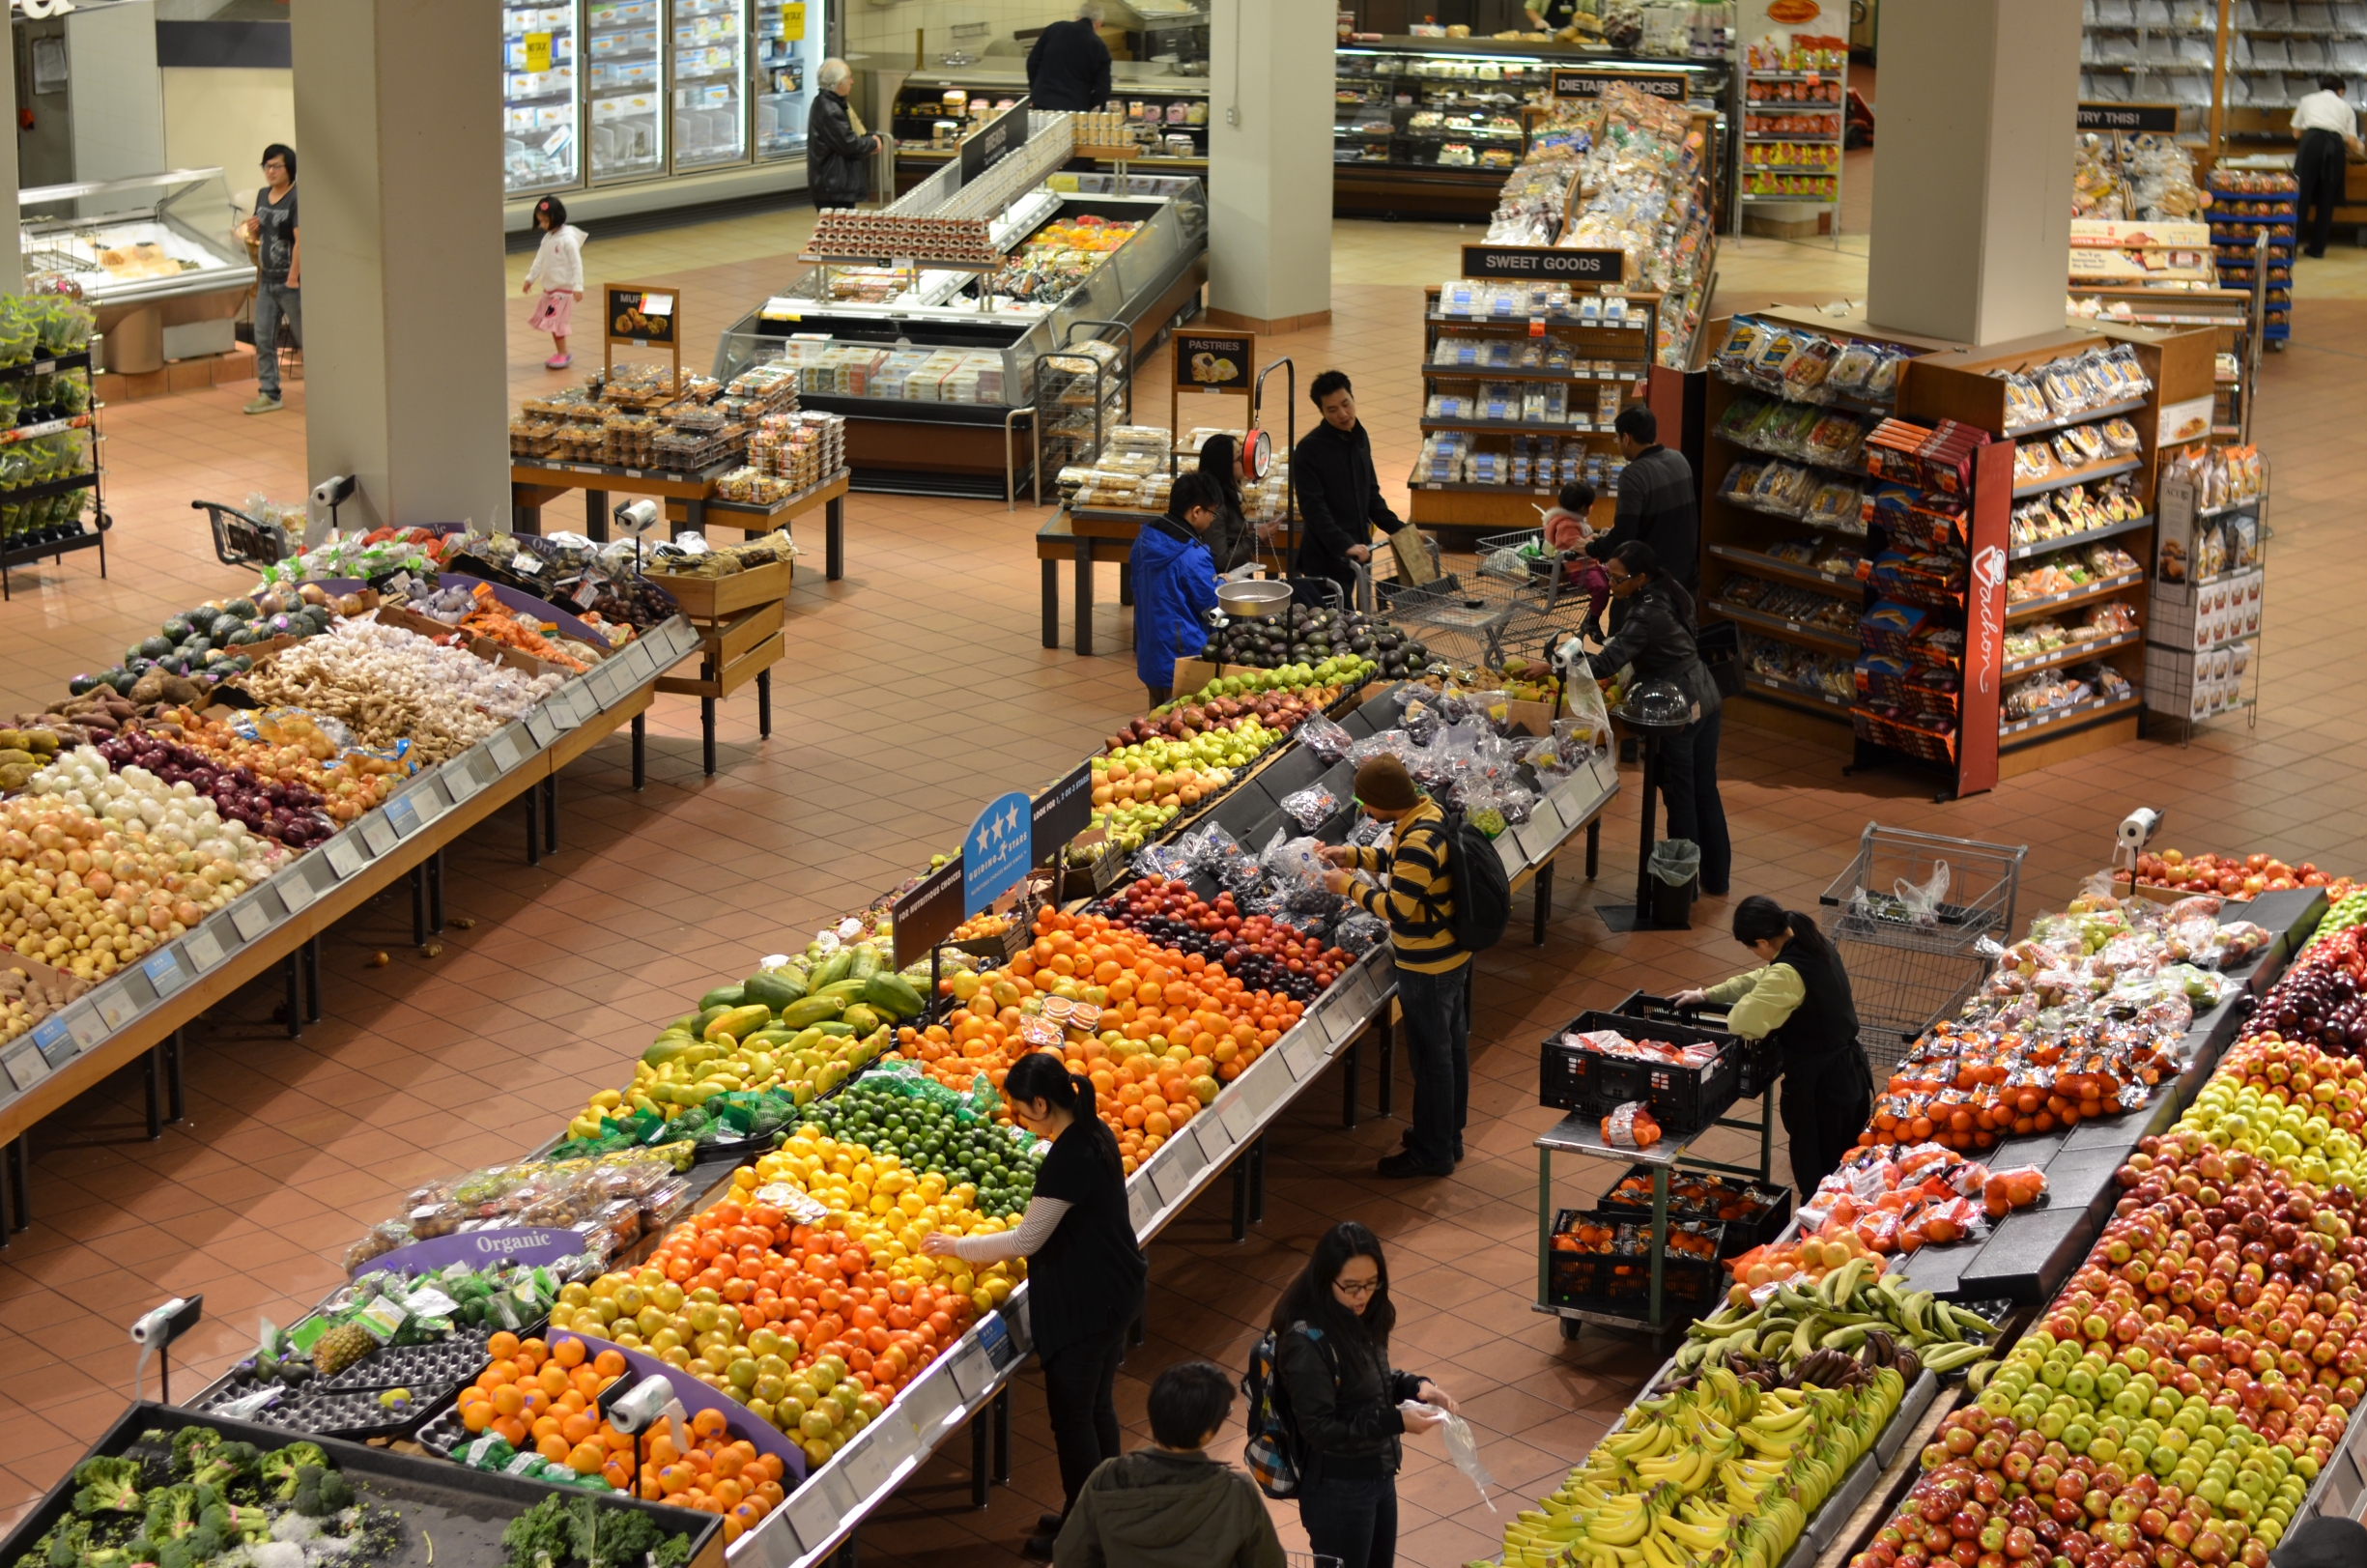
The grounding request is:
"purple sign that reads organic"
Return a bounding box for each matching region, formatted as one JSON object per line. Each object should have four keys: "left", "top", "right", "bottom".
{"left": 348, "top": 1226, "right": 585, "bottom": 1276}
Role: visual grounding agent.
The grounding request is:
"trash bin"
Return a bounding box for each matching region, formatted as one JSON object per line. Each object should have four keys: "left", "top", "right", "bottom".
{"left": 1648, "top": 839, "right": 1700, "bottom": 928}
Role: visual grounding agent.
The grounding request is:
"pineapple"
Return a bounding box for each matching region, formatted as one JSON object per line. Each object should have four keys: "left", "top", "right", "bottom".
{"left": 311, "top": 1322, "right": 377, "bottom": 1378}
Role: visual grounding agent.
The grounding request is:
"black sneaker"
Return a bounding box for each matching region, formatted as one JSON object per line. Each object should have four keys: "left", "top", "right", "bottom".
{"left": 1037, "top": 1514, "right": 1065, "bottom": 1534}
{"left": 1378, "top": 1152, "right": 1452, "bottom": 1179}
{"left": 1023, "top": 1533, "right": 1058, "bottom": 1560}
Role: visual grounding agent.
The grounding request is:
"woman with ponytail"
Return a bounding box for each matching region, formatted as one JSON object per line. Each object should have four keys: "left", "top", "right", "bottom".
{"left": 1674, "top": 896, "right": 1871, "bottom": 1198}
{"left": 922, "top": 1048, "right": 1146, "bottom": 1558}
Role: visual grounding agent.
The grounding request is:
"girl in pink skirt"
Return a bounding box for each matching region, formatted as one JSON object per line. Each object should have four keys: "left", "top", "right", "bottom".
{"left": 521, "top": 196, "right": 585, "bottom": 370}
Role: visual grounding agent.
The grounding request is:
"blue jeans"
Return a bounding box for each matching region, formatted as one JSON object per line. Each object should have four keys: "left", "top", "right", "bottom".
{"left": 255, "top": 280, "right": 301, "bottom": 397}
{"left": 1654, "top": 708, "right": 1730, "bottom": 896}
{"left": 1397, "top": 961, "right": 1469, "bottom": 1170}
{"left": 1299, "top": 1470, "right": 1399, "bottom": 1568}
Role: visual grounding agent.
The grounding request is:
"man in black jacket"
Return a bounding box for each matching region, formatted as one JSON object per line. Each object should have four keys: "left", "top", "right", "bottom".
{"left": 1585, "top": 403, "right": 1697, "bottom": 607}
{"left": 808, "top": 59, "right": 889, "bottom": 207}
{"left": 1028, "top": 3, "right": 1113, "bottom": 113}
{"left": 1293, "top": 370, "right": 1397, "bottom": 603}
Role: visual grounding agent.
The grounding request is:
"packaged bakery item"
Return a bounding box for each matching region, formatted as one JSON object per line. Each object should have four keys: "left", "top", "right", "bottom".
{"left": 1826, "top": 337, "right": 1885, "bottom": 396}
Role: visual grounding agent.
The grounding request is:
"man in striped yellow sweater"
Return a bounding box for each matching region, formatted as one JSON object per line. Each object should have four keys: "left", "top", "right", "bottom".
{"left": 1321, "top": 755, "right": 1469, "bottom": 1179}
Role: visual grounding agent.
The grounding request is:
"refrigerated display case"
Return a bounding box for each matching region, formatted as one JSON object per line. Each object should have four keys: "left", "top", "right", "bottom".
{"left": 587, "top": 0, "right": 665, "bottom": 183}
{"left": 502, "top": 4, "right": 582, "bottom": 195}
{"left": 888, "top": 70, "right": 1208, "bottom": 196}
{"left": 670, "top": 0, "right": 747, "bottom": 171}
{"left": 754, "top": 0, "right": 819, "bottom": 159}
{"left": 17, "top": 170, "right": 256, "bottom": 373}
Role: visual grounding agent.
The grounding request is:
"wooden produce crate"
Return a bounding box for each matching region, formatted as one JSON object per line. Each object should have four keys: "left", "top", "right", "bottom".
{"left": 642, "top": 557, "right": 794, "bottom": 620}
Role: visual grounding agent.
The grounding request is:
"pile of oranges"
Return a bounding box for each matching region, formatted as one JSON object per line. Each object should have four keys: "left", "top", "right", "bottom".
{"left": 897, "top": 905, "right": 1305, "bottom": 1174}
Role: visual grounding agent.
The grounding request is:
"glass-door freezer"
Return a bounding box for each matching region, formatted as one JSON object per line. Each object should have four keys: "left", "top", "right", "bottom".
{"left": 755, "top": 0, "right": 820, "bottom": 160}
{"left": 669, "top": 0, "right": 748, "bottom": 172}
{"left": 502, "top": 3, "right": 581, "bottom": 195}
{"left": 587, "top": 0, "right": 665, "bottom": 184}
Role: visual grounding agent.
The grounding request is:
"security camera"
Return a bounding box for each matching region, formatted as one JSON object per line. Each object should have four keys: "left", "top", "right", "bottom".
{"left": 311, "top": 474, "right": 356, "bottom": 509}
{"left": 2119, "top": 807, "right": 2164, "bottom": 850}
{"left": 613, "top": 499, "right": 663, "bottom": 536}
{"left": 130, "top": 1296, "right": 200, "bottom": 1347}
{"left": 598, "top": 1373, "right": 678, "bottom": 1436}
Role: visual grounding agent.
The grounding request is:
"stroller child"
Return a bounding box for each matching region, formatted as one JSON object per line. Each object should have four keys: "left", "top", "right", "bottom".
{"left": 1540, "top": 479, "right": 1611, "bottom": 644}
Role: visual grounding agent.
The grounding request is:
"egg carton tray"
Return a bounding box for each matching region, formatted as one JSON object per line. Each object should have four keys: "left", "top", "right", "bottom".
{"left": 317, "top": 1326, "right": 512, "bottom": 1393}
{"left": 192, "top": 1374, "right": 442, "bottom": 1442}
{"left": 413, "top": 1404, "right": 479, "bottom": 1461}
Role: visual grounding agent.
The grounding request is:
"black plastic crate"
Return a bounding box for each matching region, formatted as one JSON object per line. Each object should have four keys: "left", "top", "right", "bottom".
{"left": 1597, "top": 1163, "right": 1793, "bottom": 1257}
{"left": 1539, "top": 1009, "right": 1743, "bottom": 1132}
{"left": 1611, "top": 989, "right": 1778, "bottom": 1097}
{"left": 1545, "top": 1207, "right": 1726, "bottom": 1311}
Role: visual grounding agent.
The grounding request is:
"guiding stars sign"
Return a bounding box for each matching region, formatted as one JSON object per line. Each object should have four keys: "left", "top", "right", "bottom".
{"left": 963, "top": 790, "right": 1034, "bottom": 916}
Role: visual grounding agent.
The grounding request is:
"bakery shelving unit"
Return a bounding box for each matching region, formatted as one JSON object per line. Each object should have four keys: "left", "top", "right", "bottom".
{"left": 1408, "top": 282, "right": 1659, "bottom": 538}
{"left": 0, "top": 345, "right": 107, "bottom": 602}
{"left": 2069, "top": 234, "right": 2270, "bottom": 441}
{"left": 2208, "top": 165, "right": 2297, "bottom": 348}
{"left": 888, "top": 73, "right": 1210, "bottom": 197}
{"left": 2076, "top": 0, "right": 2222, "bottom": 133}
{"left": 1735, "top": 68, "right": 1843, "bottom": 240}
{"left": 2145, "top": 454, "right": 2268, "bottom": 736}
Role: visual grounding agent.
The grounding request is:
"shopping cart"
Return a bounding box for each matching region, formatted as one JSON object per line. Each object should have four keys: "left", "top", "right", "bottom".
{"left": 1817, "top": 822, "right": 2028, "bottom": 1074}
{"left": 192, "top": 499, "right": 295, "bottom": 570}
{"left": 1370, "top": 528, "right": 1597, "bottom": 670}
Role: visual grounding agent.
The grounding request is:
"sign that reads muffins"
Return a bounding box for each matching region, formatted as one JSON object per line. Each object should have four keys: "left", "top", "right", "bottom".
{"left": 1174, "top": 329, "right": 1253, "bottom": 394}
{"left": 603, "top": 281, "right": 681, "bottom": 384}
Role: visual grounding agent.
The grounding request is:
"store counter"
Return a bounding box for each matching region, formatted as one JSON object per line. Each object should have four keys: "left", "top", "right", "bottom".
{"left": 19, "top": 169, "right": 254, "bottom": 375}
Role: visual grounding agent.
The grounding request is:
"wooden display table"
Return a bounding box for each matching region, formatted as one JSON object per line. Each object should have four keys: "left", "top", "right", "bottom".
{"left": 649, "top": 560, "right": 790, "bottom": 776}
{"left": 1039, "top": 504, "right": 1302, "bottom": 655}
{"left": 509, "top": 463, "right": 849, "bottom": 582}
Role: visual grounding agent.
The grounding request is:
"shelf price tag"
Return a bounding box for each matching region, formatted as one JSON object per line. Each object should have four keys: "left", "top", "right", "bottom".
{"left": 384, "top": 793, "right": 421, "bottom": 840}
{"left": 524, "top": 708, "right": 558, "bottom": 749}
{"left": 276, "top": 863, "right": 319, "bottom": 912}
{"left": 63, "top": 1000, "right": 104, "bottom": 1052}
{"left": 182, "top": 925, "right": 226, "bottom": 974}
{"left": 784, "top": 1487, "right": 836, "bottom": 1555}
{"left": 359, "top": 814, "right": 397, "bottom": 859}
{"left": 93, "top": 984, "right": 139, "bottom": 1033}
{"left": 29, "top": 1015, "right": 72, "bottom": 1069}
{"left": 325, "top": 836, "right": 367, "bottom": 881}
{"left": 143, "top": 951, "right": 189, "bottom": 1000}
{"left": 488, "top": 728, "right": 526, "bottom": 773}
{"left": 1127, "top": 1180, "right": 1158, "bottom": 1238}
{"left": 782, "top": 2, "right": 806, "bottom": 36}
{"left": 1219, "top": 1093, "right": 1258, "bottom": 1143}
{"left": 523, "top": 31, "right": 552, "bottom": 71}
{"left": 442, "top": 751, "right": 485, "bottom": 803}
{"left": 230, "top": 897, "right": 274, "bottom": 944}
{"left": 4, "top": 1040, "right": 50, "bottom": 1092}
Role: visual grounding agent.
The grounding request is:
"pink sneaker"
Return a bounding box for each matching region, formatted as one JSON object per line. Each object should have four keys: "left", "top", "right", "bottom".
{"left": 545, "top": 353, "right": 572, "bottom": 370}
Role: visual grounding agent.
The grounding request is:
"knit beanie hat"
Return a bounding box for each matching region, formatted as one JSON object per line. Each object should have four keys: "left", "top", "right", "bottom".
{"left": 1352, "top": 755, "right": 1420, "bottom": 813}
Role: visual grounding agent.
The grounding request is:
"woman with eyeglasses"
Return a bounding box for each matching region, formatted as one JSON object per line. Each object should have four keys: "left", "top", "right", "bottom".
{"left": 1269, "top": 1222, "right": 1455, "bottom": 1568}
{"left": 1673, "top": 896, "right": 1871, "bottom": 1199}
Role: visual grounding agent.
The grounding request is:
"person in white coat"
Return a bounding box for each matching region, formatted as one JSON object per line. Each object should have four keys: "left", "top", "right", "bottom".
{"left": 521, "top": 196, "right": 586, "bottom": 369}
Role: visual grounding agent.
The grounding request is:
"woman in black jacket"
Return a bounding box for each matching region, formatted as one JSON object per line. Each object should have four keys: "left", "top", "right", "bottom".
{"left": 1585, "top": 541, "right": 1730, "bottom": 897}
{"left": 1196, "top": 433, "right": 1259, "bottom": 575}
{"left": 1272, "top": 1223, "right": 1456, "bottom": 1568}
{"left": 808, "top": 59, "right": 885, "bottom": 208}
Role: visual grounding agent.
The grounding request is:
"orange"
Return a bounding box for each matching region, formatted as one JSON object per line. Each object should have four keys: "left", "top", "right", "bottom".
{"left": 561, "top": 1412, "right": 597, "bottom": 1446}
{"left": 537, "top": 1365, "right": 571, "bottom": 1399}
{"left": 553, "top": 1337, "right": 586, "bottom": 1369}
{"left": 488, "top": 1331, "right": 521, "bottom": 1360}
{"left": 491, "top": 1385, "right": 527, "bottom": 1419}
{"left": 521, "top": 1389, "right": 551, "bottom": 1418}
{"left": 531, "top": 1414, "right": 562, "bottom": 1441}
{"left": 494, "top": 1416, "right": 528, "bottom": 1448}
{"left": 537, "top": 1433, "right": 571, "bottom": 1462}
{"left": 568, "top": 1441, "right": 607, "bottom": 1475}
{"left": 519, "top": 1337, "right": 550, "bottom": 1365}
{"left": 593, "top": 1349, "right": 627, "bottom": 1379}
{"left": 461, "top": 1402, "right": 496, "bottom": 1434}
{"left": 691, "top": 1408, "right": 728, "bottom": 1439}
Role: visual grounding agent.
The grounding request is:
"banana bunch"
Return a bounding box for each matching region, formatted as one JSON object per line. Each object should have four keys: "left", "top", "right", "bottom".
{"left": 1493, "top": 1362, "right": 1904, "bottom": 1568}
{"left": 1674, "top": 1258, "right": 1998, "bottom": 1378}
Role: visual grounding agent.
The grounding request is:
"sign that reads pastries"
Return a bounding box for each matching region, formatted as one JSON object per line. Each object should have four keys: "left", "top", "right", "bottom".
{"left": 1550, "top": 69, "right": 1690, "bottom": 101}
{"left": 606, "top": 284, "right": 677, "bottom": 348}
{"left": 1174, "top": 328, "right": 1253, "bottom": 392}
{"left": 1461, "top": 244, "right": 1625, "bottom": 285}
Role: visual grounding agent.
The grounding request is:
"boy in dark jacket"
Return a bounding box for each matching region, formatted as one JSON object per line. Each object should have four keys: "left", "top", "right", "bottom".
{"left": 1027, "top": 3, "right": 1114, "bottom": 112}
{"left": 1294, "top": 370, "right": 1399, "bottom": 603}
{"left": 1133, "top": 471, "right": 1221, "bottom": 705}
{"left": 1054, "top": 1362, "right": 1284, "bottom": 1568}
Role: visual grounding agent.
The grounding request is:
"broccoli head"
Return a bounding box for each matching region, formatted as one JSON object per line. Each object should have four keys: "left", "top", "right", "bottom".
{"left": 213, "top": 1504, "right": 271, "bottom": 1546}
{"left": 168, "top": 1429, "right": 219, "bottom": 1480}
{"left": 258, "top": 1443, "right": 328, "bottom": 1504}
{"left": 35, "top": 1516, "right": 91, "bottom": 1568}
{"left": 140, "top": 1487, "right": 200, "bottom": 1543}
{"left": 70, "top": 1458, "right": 144, "bottom": 1517}
{"left": 155, "top": 1521, "right": 223, "bottom": 1568}
{"left": 290, "top": 1468, "right": 353, "bottom": 1521}
{"left": 186, "top": 1443, "right": 258, "bottom": 1495}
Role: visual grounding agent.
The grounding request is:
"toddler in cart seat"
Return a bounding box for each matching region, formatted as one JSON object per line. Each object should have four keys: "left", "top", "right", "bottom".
{"left": 521, "top": 195, "right": 586, "bottom": 371}
{"left": 1539, "top": 479, "right": 1611, "bottom": 644}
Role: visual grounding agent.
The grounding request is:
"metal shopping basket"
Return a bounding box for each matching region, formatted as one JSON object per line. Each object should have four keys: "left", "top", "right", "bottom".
{"left": 192, "top": 499, "right": 296, "bottom": 570}
{"left": 1817, "top": 822, "right": 2028, "bottom": 1074}
{"left": 1369, "top": 528, "right": 1598, "bottom": 670}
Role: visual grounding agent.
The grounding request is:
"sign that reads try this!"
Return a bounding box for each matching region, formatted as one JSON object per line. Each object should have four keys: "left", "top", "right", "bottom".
{"left": 1551, "top": 69, "right": 1690, "bottom": 101}
{"left": 963, "top": 790, "right": 1034, "bottom": 915}
{"left": 1461, "top": 244, "right": 1626, "bottom": 285}
{"left": 2076, "top": 102, "right": 2180, "bottom": 133}
{"left": 960, "top": 98, "right": 1034, "bottom": 183}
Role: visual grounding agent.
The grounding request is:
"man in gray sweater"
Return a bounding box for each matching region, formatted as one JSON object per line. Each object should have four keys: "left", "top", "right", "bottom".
{"left": 1586, "top": 402, "right": 1697, "bottom": 610}
{"left": 1054, "top": 1362, "right": 1284, "bottom": 1568}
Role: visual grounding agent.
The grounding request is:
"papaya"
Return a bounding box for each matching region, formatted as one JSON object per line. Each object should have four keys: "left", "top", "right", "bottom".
{"left": 862, "top": 972, "right": 926, "bottom": 1022}
{"left": 699, "top": 984, "right": 746, "bottom": 1012}
{"left": 784, "top": 1026, "right": 827, "bottom": 1054}
{"left": 742, "top": 1027, "right": 798, "bottom": 1049}
{"left": 811, "top": 1020, "right": 857, "bottom": 1038}
{"left": 813, "top": 978, "right": 870, "bottom": 1003}
{"left": 776, "top": 994, "right": 846, "bottom": 1030}
{"left": 704, "top": 1004, "right": 773, "bottom": 1043}
{"left": 692, "top": 1004, "right": 734, "bottom": 1037}
{"left": 642, "top": 1038, "right": 697, "bottom": 1069}
{"left": 742, "top": 969, "right": 806, "bottom": 1012}
{"left": 841, "top": 1004, "right": 882, "bottom": 1036}
{"left": 847, "top": 944, "right": 883, "bottom": 981}
{"left": 809, "top": 949, "right": 855, "bottom": 987}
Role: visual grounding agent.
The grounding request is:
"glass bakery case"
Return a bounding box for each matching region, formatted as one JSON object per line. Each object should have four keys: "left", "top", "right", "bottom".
{"left": 503, "top": 3, "right": 582, "bottom": 195}
{"left": 712, "top": 181, "right": 1208, "bottom": 497}
{"left": 888, "top": 68, "right": 1210, "bottom": 196}
{"left": 18, "top": 169, "right": 253, "bottom": 308}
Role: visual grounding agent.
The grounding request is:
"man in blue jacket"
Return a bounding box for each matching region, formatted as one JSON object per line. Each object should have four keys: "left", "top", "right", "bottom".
{"left": 1134, "top": 471, "right": 1221, "bottom": 705}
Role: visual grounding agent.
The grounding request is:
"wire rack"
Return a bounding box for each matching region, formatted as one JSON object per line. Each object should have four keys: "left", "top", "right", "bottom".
{"left": 1817, "top": 822, "right": 2029, "bottom": 1072}
{"left": 1372, "top": 529, "right": 1598, "bottom": 670}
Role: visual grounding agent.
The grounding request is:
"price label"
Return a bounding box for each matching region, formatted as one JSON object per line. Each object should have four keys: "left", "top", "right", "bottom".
{"left": 569, "top": 579, "right": 599, "bottom": 611}
{"left": 590, "top": 666, "right": 623, "bottom": 707}
{"left": 324, "top": 837, "right": 366, "bottom": 880}
{"left": 1279, "top": 1032, "right": 1317, "bottom": 1081}
{"left": 183, "top": 926, "right": 226, "bottom": 974}
{"left": 277, "top": 864, "right": 318, "bottom": 912}
{"left": 1514, "top": 816, "right": 1558, "bottom": 867}
{"left": 846, "top": 1438, "right": 894, "bottom": 1498}
{"left": 524, "top": 709, "right": 557, "bottom": 749}
{"left": 784, "top": 1486, "right": 837, "bottom": 1555}
{"left": 230, "top": 897, "right": 273, "bottom": 943}
{"left": 1219, "top": 1093, "right": 1258, "bottom": 1143}
{"left": 1193, "top": 1111, "right": 1235, "bottom": 1163}
{"left": 510, "top": 551, "right": 545, "bottom": 577}
{"left": 385, "top": 794, "right": 420, "bottom": 839}
{"left": 1127, "top": 1180, "right": 1158, "bottom": 1237}
{"left": 30, "top": 1015, "right": 72, "bottom": 1068}
{"left": 144, "top": 951, "right": 189, "bottom": 1000}
{"left": 523, "top": 30, "right": 552, "bottom": 71}
{"left": 443, "top": 752, "right": 485, "bottom": 803}
{"left": 904, "top": 1372, "right": 960, "bottom": 1438}
{"left": 947, "top": 1342, "right": 991, "bottom": 1403}
{"left": 4, "top": 1040, "right": 50, "bottom": 1091}
{"left": 488, "top": 729, "right": 525, "bottom": 772}
{"left": 1150, "top": 1144, "right": 1201, "bottom": 1210}
{"left": 782, "top": 1, "right": 806, "bottom": 35}
{"left": 359, "top": 814, "right": 397, "bottom": 859}
{"left": 1529, "top": 791, "right": 1570, "bottom": 837}
{"left": 414, "top": 778, "right": 452, "bottom": 825}
{"left": 64, "top": 1001, "right": 104, "bottom": 1051}
{"left": 93, "top": 984, "right": 138, "bottom": 1032}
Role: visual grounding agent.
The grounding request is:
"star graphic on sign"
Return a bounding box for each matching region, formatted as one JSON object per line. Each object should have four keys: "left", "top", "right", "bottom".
{"left": 974, "top": 825, "right": 990, "bottom": 854}
{"left": 989, "top": 813, "right": 1006, "bottom": 843}
{"left": 1004, "top": 804, "right": 1022, "bottom": 839}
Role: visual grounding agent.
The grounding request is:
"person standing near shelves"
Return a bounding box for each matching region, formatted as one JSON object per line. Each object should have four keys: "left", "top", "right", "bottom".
{"left": 1196, "top": 433, "right": 1261, "bottom": 575}
{"left": 922, "top": 1051, "right": 1147, "bottom": 1561}
{"left": 1584, "top": 404, "right": 1698, "bottom": 612}
{"left": 1134, "top": 470, "right": 1223, "bottom": 706}
{"left": 237, "top": 144, "right": 299, "bottom": 416}
{"left": 1524, "top": 0, "right": 1581, "bottom": 30}
{"left": 2290, "top": 74, "right": 2362, "bottom": 259}
{"left": 1573, "top": 541, "right": 1729, "bottom": 898}
{"left": 810, "top": 59, "right": 893, "bottom": 209}
{"left": 1028, "top": 2, "right": 1114, "bottom": 114}
{"left": 1295, "top": 371, "right": 1398, "bottom": 606}
{"left": 1671, "top": 896, "right": 1870, "bottom": 1200}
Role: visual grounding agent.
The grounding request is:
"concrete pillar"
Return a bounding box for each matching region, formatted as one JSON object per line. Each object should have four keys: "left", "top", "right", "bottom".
{"left": 1864, "top": 0, "right": 2080, "bottom": 346}
{"left": 1205, "top": 0, "right": 1331, "bottom": 333}
{"left": 290, "top": 0, "right": 509, "bottom": 530}
{"left": 0, "top": 22, "right": 20, "bottom": 299}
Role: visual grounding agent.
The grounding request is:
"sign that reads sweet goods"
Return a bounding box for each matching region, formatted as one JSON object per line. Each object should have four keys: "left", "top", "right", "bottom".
{"left": 1461, "top": 244, "right": 1626, "bottom": 285}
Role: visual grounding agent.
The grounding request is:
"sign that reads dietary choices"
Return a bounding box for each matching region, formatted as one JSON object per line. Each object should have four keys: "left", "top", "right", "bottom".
{"left": 963, "top": 790, "right": 1034, "bottom": 916}
{"left": 1461, "top": 244, "right": 1626, "bottom": 285}
{"left": 1550, "top": 68, "right": 1690, "bottom": 101}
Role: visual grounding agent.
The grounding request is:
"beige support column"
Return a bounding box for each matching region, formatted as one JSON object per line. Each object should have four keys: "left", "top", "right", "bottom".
{"left": 1204, "top": 0, "right": 1332, "bottom": 334}
{"left": 0, "top": 22, "right": 20, "bottom": 299}
{"left": 1864, "top": 0, "right": 2080, "bottom": 346}
{"left": 291, "top": 0, "right": 509, "bottom": 530}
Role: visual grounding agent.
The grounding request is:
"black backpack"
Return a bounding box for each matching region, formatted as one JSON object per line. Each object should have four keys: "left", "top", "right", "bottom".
{"left": 1439, "top": 807, "right": 1511, "bottom": 954}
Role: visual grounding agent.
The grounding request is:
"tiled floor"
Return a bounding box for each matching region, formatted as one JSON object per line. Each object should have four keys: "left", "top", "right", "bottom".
{"left": 1, "top": 196, "right": 2365, "bottom": 1568}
